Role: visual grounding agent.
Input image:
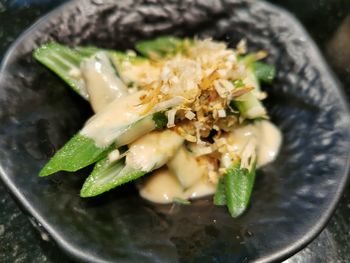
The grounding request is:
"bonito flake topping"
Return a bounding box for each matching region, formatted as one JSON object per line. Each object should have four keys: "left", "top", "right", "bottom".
{"left": 122, "top": 38, "right": 267, "bottom": 145}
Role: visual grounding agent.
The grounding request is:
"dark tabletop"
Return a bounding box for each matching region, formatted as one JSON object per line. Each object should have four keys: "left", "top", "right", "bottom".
{"left": 0, "top": 0, "right": 349, "bottom": 262}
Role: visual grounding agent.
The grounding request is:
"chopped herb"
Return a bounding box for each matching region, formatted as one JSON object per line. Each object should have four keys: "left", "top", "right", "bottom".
{"left": 152, "top": 111, "right": 168, "bottom": 129}
{"left": 233, "top": 79, "right": 245, "bottom": 88}
{"left": 135, "top": 36, "right": 190, "bottom": 60}
{"left": 254, "top": 61, "right": 276, "bottom": 84}
{"left": 173, "top": 197, "right": 191, "bottom": 205}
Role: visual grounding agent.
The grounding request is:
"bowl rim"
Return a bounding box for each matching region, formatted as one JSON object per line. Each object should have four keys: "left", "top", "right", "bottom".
{"left": 0, "top": 0, "right": 350, "bottom": 262}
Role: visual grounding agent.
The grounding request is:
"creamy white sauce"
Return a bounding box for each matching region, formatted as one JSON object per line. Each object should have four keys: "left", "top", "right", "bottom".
{"left": 139, "top": 168, "right": 216, "bottom": 204}
{"left": 81, "top": 52, "right": 128, "bottom": 112}
{"left": 256, "top": 121, "right": 282, "bottom": 167}
{"left": 223, "top": 120, "right": 282, "bottom": 167}
{"left": 126, "top": 130, "right": 184, "bottom": 172}
{"left": 139, "top": 168, "right": 184, "bottom": 204}
{"left": 184, "top": 177, "right": 216, "bottom": 199}
{"left": 115, "top": 116, "right": 155, "bottom": 147}
{"left": 81, "top": 91, "right": 147, "bottom": 147}
{"left": 81, "top": 91, "right": 185, "bottom": 148}
{"left": 108, "top": 149, "right": 120, "bottom": 162}
{"left": 167, "top": 146, "right": 205, "bottom": 188}
{"left": 139, "top": 120, "right": 281, "bottom": 204}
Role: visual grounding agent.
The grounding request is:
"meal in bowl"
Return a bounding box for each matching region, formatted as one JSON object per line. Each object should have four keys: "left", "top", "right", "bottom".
{"left": 34, "top": 36, "right": 281, "bottom": 217}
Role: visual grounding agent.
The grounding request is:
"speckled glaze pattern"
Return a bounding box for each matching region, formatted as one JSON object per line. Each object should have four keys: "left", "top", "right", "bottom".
{"left": 0, "top": 0, "right": 349, "bottom": 262}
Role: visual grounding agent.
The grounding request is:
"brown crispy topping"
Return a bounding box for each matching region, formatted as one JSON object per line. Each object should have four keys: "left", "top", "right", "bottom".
{"left": 232, "top": 87, "right": 254, "bottom": 97}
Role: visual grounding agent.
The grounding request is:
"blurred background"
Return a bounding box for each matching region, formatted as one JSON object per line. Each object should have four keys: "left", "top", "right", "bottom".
{"left": 0, "top": 0, "right": 349, "bottom": 262}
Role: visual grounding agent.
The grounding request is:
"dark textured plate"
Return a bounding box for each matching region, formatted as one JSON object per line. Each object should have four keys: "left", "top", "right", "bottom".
{"left": 0, "top": 0, "right": 350, "bottom": 262}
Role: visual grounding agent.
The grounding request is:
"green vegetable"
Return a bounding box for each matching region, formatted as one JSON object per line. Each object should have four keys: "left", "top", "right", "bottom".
{"left": 232, "top": 79, "right": 245, "bottom": 88}
{"left": 152, "top": 112, "right": 168, "bottom": 129}
{"left": 39, "top": 116, "right": 152, "bottom": 177}
{"left": 39, "top": 111, "right": 168, "bottom": 177}
{"left": 135, "top": 36, "right": 188, "bottom": 60}
{"left": 233, "top": 94, "right": 266, "bottom": 119}
{"left": 39, "top": 134, "right": 112, "bottom": 177}
{"left": 224, "top": 163, "right": 256, "bottom": 218}
{"left": 238, "top": 54, "right": 276, "bottom": 84}
{"left": 232, "top": 59, "right": 267, "bottom": 119}
{"left": 115, "top": 114, "right": 157, "bottom": 147}
{"left": 35, "top": 40, "right": 273, "bottom": 218}
{"left": 80, "top": 158, "right": 146, "bottom": 197}
{"left": 254, "top": 61, "right": 276, "bottom": 84}
{"left": 75, "top": 46, "right": 148, "bottom": 90}
{"left": 213, "top": 178, "right": 226, "bottom": 206}
{"left": 81, "top": 129, "right": 183, "bottom": 197}
{"left": 74, "top": 46, "right": 104, "bottom": 58}
{"left": 75, "top": 46, "right": 146, "bottom": 64}
{"left": 33, "top": 43, "right": 87, "bottom": 98}
{"left": 173, "top": 197, "right": 191, "bottom": 205}
{"left": 34, "top": 43, "right": 147, "bottom": 101}
{"left": 113, "top": 52, "right": 146, "bottom": 64}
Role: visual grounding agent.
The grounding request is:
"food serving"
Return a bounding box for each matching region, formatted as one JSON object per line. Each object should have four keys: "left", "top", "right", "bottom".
{"left": 34, "top": 36, "right": 282, "bottom": 217}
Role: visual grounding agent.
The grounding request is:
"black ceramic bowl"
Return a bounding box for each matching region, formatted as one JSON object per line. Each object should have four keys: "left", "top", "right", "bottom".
{"left": 0, "top": 0, "right": 350, "bottom": 262}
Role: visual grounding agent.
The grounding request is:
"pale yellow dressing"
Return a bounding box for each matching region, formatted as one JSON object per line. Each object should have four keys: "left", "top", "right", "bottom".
{"left": 184, "top": 177, "right": 216, "bottom": 199}
{"left": 139, "top": 168, "right": 184, "bottom": 204}
{"left": 126, "top": 130, "right": 184, "bottom": 172}
{"left": 223, "top": 120, "right": 282, "bottom": 167}
{"left": 139, "top": 121, "right": 281, "bottom": 204}
{"left": 81, "top": 91, "right": 146, "bottom": 148}
{"left": 81, "top": 52, "right": 128, "bottom": 112}
{"left": 139, "top": 168, "right": 216, "bottom": 204}
{"left": 256, "top": 121, "right": 282, "bottom": 167}
{"left": 115, "top": 116, "right": 155, "bottom": 147}
{"left": 80, "top": 93, "right": 184, "bottom": 148}
{"left": 167, "top": 146, "right": 205, "bottom": 188}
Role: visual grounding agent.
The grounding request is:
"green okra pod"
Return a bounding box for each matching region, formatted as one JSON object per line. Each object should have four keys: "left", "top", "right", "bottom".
{"left": 224, "top": 163, "right": 256, "bottom": 218}
{"left": 213, "top": 177, "right": 227, "bottom": 206}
